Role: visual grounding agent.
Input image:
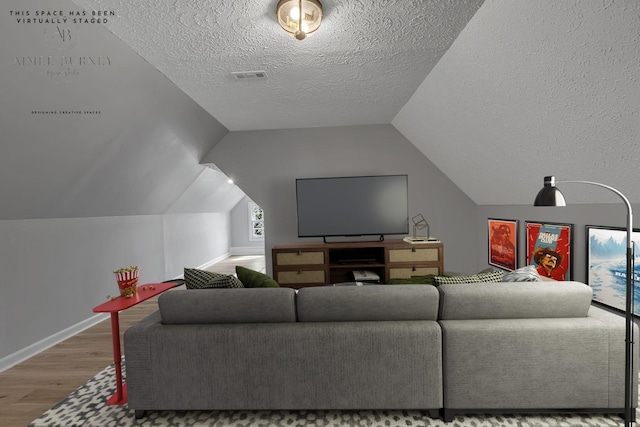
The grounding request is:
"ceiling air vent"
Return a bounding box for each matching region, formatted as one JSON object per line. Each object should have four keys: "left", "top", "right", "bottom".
{"left": 231, "top": 71, "right": 267, "bottom": 80}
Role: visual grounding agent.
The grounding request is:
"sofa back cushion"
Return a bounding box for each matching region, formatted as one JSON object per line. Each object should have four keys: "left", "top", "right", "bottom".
{"left": 159, "top": 288, "right": 296, "bottom": 324}
{"left": 296, "top": 284, "right": 440, "bottom": 322}
{"left": 438, "top": 281, "right": 592, "bottom": 320}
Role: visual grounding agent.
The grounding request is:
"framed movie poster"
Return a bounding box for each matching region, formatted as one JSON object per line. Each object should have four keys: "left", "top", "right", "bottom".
{"left": 488, "top": 218, "right": 518, "bottom": 271}
{"left": 586, "top": 225, "right": 640, "bottom": 315}
{"left": 525, "top": 221, "right": 573, "bottom": 281}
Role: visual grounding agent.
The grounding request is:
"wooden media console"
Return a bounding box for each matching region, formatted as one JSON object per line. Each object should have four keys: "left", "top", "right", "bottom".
{"left": 272, "top": 239, "right": 444, "bottom": 288}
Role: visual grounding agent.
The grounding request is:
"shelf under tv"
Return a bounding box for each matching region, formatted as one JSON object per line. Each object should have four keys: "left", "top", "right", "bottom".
{"left": 335, "top": 258, "right": 378, "bottom": 265}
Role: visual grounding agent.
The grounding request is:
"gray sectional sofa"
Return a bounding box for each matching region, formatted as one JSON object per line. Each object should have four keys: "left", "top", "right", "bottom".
{"left": 123, "top": 281, "right": 638, "bottom": 421}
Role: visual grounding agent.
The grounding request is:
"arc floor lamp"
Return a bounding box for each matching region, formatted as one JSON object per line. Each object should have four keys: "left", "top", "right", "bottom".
{"left": 534, "top": 175, "right": 635, "bottom": 426}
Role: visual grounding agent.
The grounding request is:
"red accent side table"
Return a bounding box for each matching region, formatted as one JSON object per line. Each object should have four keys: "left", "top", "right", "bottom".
{"left": 93, "top": 282, "right": 178, "bottom": 405}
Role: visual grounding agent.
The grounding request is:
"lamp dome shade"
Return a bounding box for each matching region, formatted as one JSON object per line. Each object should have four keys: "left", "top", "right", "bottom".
{"left": 534, "top": 176, "right": 567, "bottom": 206}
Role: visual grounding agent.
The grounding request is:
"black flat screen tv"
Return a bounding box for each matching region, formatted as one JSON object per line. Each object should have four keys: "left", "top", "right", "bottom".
{"left": 296, "top": 175, "right": 409, "bottom": 240}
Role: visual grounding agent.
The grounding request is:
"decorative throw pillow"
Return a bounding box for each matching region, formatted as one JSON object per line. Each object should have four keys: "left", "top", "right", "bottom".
{"left": 475, "top": 270, "right": 505, "bottom": 282}
{"left": 236, "top": 266, "right": 279, "bottom": 288}
{"left": 184, "top": 268, "right": 244, "bottom": 289}
{"left": 433, "top": 274, "right": 479, "bottom": 285}
{"left": 502, "top": 265, "right": 541, "bottom": 282}
{"left": 432, "top": 270, "right": 504, "bottom": 285}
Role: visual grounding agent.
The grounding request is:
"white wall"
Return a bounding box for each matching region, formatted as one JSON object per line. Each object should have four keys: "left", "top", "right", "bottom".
{"left": 162, "top": 212, "right": 232, "bottom": 275}
{"left": 0, "top": 212, "right": 231, "bottom": 370}
{"left": 230, "top": 196, "right": 265, "bottom": 255}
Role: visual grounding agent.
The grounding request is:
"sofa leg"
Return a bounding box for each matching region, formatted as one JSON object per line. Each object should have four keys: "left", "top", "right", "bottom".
{"left": 427, "top": 409, "right": 440, "bottom": 419}
{"left": 442, "top": 409, "right": 455, "bottom": 422}
{"left": 420, "top": 409, "right": 440, "bottom": 419}
{"left": 134, "top": 410, "right": 146, "bottom": 419}
{"left": 623, "top": 410, "right": 636, "bottom": 422}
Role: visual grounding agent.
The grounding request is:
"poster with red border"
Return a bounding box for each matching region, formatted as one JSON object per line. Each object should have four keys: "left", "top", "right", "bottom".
{"left": 488, "top": 218, "right": 518, "bottom": 271}
{"left": 525, "top": 221, "right": 573, "bottom": 281}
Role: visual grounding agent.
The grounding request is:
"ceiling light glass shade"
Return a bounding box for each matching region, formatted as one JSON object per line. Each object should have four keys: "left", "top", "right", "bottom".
{"left": 276, "top": 0, "right": 323, "bottom": 40}
{"left": 534, "top": 176, "right": 567, "bottom": 206}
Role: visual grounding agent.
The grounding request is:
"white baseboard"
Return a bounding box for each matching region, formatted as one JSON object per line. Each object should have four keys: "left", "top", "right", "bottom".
{"left": 195, "top": 252, "right": 231, "bottom": 271}
{"left": 230, "top": 246, "right": 265, "bottom": 255}
{"left": 0, "top": 313, "right": 108, "bottom": 373}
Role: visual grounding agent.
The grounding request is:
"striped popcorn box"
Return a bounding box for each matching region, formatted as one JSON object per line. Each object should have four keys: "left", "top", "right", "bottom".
{"left": 113, "top": 266, "right": 140, "bottom": 298}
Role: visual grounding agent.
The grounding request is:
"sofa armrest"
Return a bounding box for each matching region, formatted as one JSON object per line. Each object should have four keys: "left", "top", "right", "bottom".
{"left": 123, "top": 310, "right": 162, "bottom": 405}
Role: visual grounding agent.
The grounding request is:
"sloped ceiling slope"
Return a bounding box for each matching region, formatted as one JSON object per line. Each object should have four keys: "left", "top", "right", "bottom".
{"left": 393, "top": 0, "right": 640, "bottom": 205}
{"left": 0, "top": 0, "right": 243, "bottom": 220}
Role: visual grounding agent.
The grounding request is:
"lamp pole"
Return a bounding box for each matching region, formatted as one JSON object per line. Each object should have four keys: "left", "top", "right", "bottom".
{"left": 535, "top": 177, "right": 635, "bottom": 426}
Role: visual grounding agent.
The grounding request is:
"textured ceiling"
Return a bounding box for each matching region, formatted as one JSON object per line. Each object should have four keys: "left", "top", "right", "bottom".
{"left": 67, "top": 0, "right": 640, "bottom": 206}
{"left": 71, "top": 0, "right": 485, "bottom": 131}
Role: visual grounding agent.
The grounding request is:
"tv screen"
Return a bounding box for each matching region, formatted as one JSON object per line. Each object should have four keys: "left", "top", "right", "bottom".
{"left": 296, "top": 175, "right": 409, "bottom": 238}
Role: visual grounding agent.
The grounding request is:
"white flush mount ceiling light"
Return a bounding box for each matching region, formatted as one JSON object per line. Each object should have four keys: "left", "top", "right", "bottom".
{"left": 276, "top": 0, "right": 323, "bottom": 40}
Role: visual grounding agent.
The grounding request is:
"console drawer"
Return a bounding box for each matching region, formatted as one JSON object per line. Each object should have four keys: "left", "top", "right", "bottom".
{"left": 389, "top": 248, "right": 440, "bottom": 263}
{"left": 276, "top": 251, "right": 325, "bottom": 266}
{"left": 389, "top": 267, "right": 440, "bottom": 279}
{"left": 276, "top": 270, "right": 325, "bottom": 285}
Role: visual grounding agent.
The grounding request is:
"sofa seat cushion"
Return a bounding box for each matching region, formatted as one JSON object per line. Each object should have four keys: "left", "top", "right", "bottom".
{"left": 159, "top": 288, "right": 296, "bottom": 324}
{"left": 438, "top": 281, "right": 592, "bottom": 320}
{"left": 296, "top": 284, "right": 440, "bottom": 322}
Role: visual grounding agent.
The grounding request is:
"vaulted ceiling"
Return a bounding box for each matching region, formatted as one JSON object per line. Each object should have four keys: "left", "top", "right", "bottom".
{"left": 2, "top": 0, "right": 638, "bottom": 222}
{"left": 72, "top": 0, "right": 640, "bottom": 205}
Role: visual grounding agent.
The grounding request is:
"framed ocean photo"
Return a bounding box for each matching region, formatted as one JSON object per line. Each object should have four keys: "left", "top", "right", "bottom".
{"left": 586, "top": 225, "right": 640, "bottom": 316}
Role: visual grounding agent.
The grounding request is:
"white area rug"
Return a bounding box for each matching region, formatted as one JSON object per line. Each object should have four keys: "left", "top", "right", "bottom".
{"left": 29, "top": 361, "right": 632, "bottom": 427}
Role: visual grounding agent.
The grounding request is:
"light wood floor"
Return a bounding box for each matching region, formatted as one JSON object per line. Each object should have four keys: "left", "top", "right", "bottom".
{"left": 0, "top": 255, "right": 265, "bottom": 427}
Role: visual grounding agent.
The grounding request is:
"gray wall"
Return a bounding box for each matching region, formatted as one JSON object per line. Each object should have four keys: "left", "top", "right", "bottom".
{"left": 204, "top": 124, "right": 478, "bottom": 276}
{"left": 477, "top": 203, "right": 639, "bottom": 283}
